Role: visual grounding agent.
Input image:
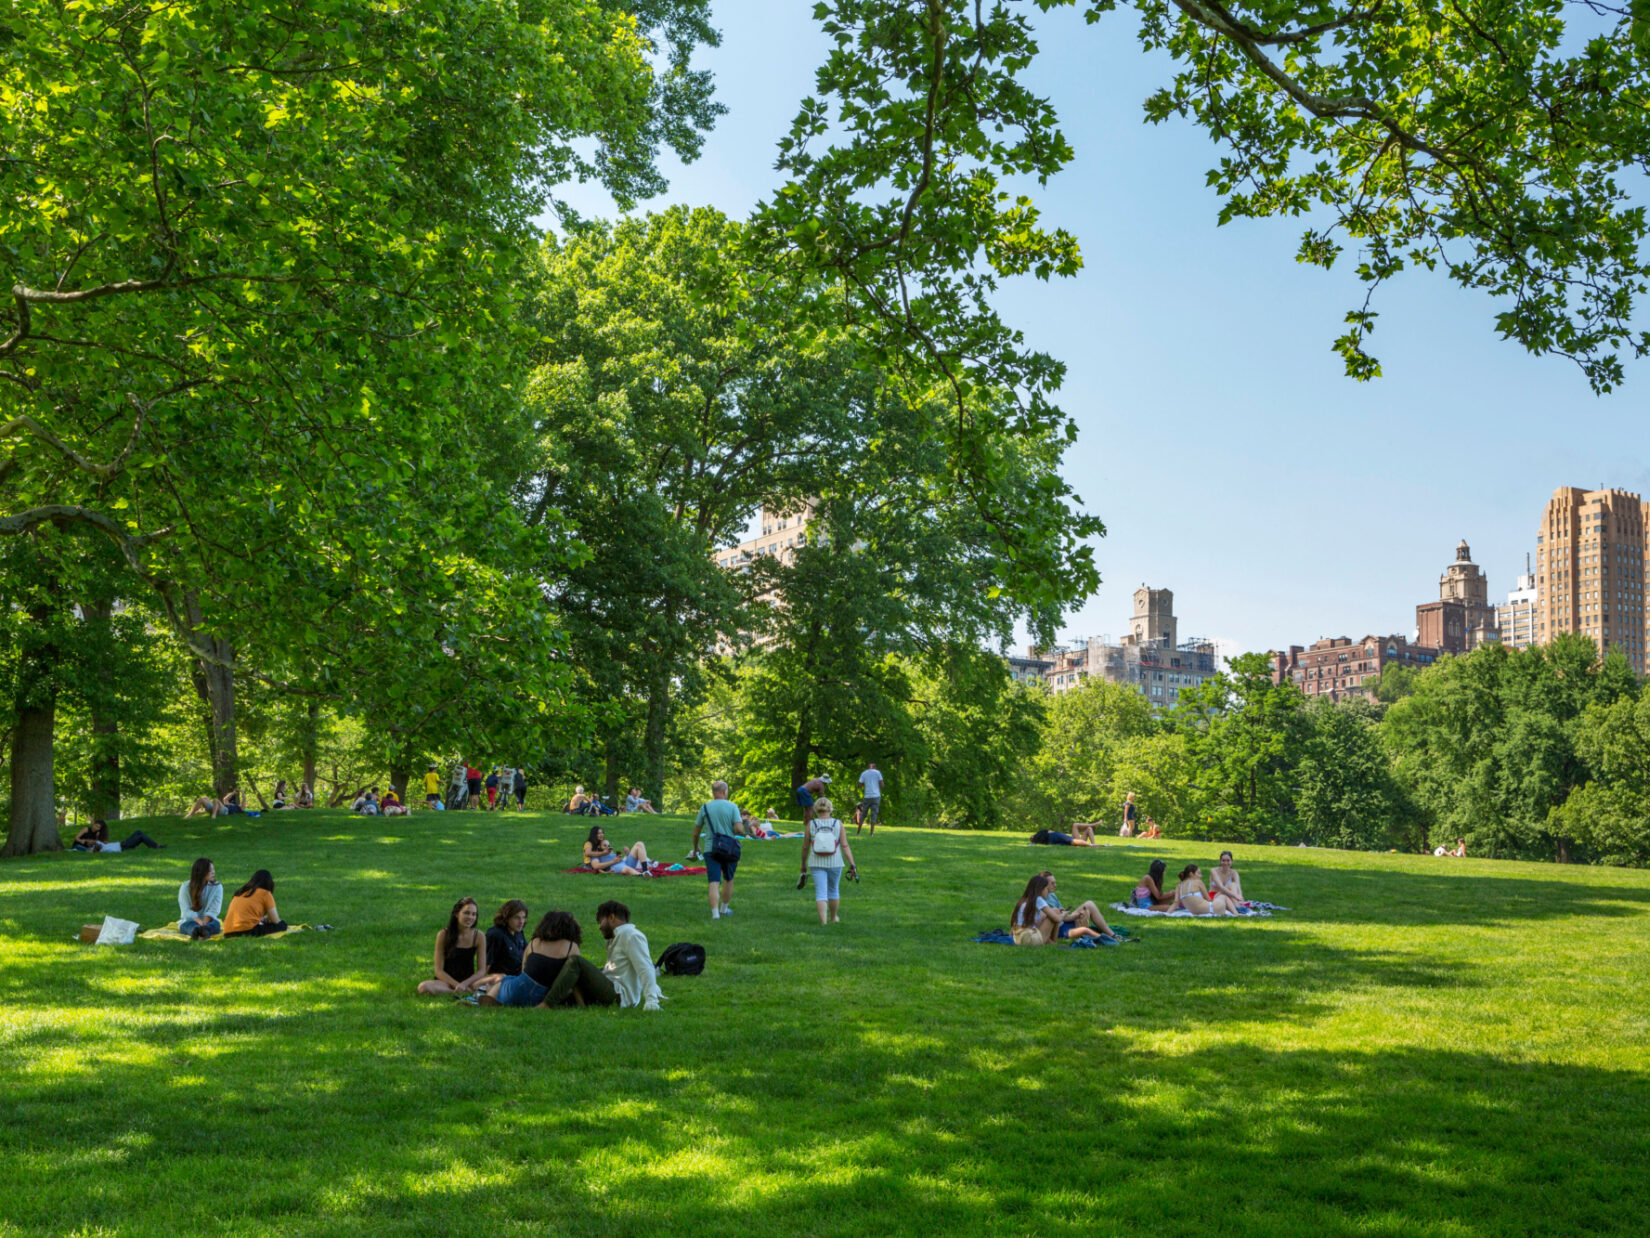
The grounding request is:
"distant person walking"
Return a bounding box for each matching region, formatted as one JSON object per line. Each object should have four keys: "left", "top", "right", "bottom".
{"left": 423, "top": 764, "right": 443, "bottom": 809}
{"left": 1121, "top": 791, "right": 1137, "bottom": 837}
{"left": 856, "top": 764, "right": 883, "bottom": 835}
{"left": 465, "top": 764, "right": 483, "bottom": 810}
{"left": 693, "top": 781, "right": 743, "bottom": 920}
{"left": 512, "top": 767, "right": 527, "bottom": 809}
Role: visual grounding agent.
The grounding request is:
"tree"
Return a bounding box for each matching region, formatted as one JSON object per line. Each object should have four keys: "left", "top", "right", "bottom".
{"left": 1554, "top": 693, "right": 1650, "bottom": 867}
{"left": 1018, "top": 679, "right": 1156, "bottom": 828}
{"left": 1296, "top": 697, "right": 1412, "bottom": 850}
{"left": 912, "top": 646, "right": 1044, "bottom": 829}
{"left": 1178, "top": 652, "right": 1305, "bottom": 840}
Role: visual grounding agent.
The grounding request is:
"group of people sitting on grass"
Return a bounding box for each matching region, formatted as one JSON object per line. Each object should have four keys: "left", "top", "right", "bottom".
{"left": 176, "top": 857, "right": 289, "bottom": 938}
{"left": 565, "top": 785, "right": 659, "bottom": 816}
{"left": 350, "top": 786, "right": 408, "bottom": 816}
{"left": 416, "top": 896, "right": 661, "bottom": 1011}
{"left": 1130, "top": 853, "right": 1248, "bottom": 915}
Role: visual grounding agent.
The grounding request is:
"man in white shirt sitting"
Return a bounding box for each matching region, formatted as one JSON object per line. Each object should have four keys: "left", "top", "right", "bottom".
{"left": 540, "top": 899, "right": 664, "bottom": 1011}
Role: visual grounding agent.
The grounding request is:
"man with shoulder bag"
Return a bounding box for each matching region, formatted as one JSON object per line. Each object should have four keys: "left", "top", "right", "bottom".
{"left": 797, "top": 797, "right": 858, "bottom": 926}
{"left": 693, "top": 780, "right": 743, "bottom": 921}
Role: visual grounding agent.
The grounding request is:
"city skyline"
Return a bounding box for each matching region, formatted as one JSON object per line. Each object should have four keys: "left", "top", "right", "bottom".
{"left": 550, "top": 0, "right": 1644, "bottom": 657}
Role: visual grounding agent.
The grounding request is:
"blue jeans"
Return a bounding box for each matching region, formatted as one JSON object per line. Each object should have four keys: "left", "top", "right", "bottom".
{"left": 179, "top": 917, "right": 221, "bottom": 937}
{"left": 496, "top": 974, "right": 549, "bottom": 1007}
{"left": 810, "top": 866, "right": 843, "bottom": 900}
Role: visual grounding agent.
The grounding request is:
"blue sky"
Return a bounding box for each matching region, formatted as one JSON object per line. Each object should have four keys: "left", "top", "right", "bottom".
{"left": 552, "top": 1, "right": 1645, "bottom": 656}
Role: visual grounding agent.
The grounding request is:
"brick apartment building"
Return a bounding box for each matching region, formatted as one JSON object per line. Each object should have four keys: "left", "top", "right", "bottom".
{"left": 1025, "top": 586, "right": 1219, "bottom": 707}
{"left": 1273, "top": 635, "right": 1442, "bottom": 700}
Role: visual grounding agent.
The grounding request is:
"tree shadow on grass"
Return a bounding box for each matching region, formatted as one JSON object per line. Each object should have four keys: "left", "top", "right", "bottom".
{"left": 2, "top": 1000, "right": 1645, "bottom": 1238}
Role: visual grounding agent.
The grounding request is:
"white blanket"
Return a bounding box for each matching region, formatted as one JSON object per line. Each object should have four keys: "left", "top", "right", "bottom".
{"left": 1109, "top": 902, "right": 1273, "bottom": 918}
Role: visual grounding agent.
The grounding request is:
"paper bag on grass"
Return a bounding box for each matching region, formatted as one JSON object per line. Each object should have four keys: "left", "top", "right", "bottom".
{"left": 93, "top": 916, "right": 139, "bottom": 945}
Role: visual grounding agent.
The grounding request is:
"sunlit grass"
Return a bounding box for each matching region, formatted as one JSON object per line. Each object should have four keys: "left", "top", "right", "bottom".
{"left": 1, "top": 809, "right": 1647, "bottom": 1235}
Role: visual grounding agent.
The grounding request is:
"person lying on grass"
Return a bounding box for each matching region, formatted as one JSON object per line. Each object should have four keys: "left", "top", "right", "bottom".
{"left": 476, "top": 909, "right": 583, "bottom": 1006}
{"left": 73, "top": 818, "right": 164, "bottom": 852}
{"left": 1131, "top": 860, "right": 1176, "bottom": 911}
{"left": 417, "top": 897, "right": 489, "bottom": 995}
{"left": 583, "top": 826, "right": 650, "bottom": 874}
{"left": 1171, "top": 865, "right": 1240, "bottom": 917}
{"left": 1029, "top": 828, "right": 1097, "bottom": 847}
{"left": 624, "top": 787, "right": 659, "bottom": 814}
{"left": 1209, "top": 852, "right": 1244, "bottom": 905}
{"left": 1069, "top": 821, "right": 1099, "bottom": 844}
{"left": 183, "top": 795, "right": 223, "bottom": 819}
{"left": 485, "top": 900, "right": 530, "bottom": 977}
{"left": 222, "top": 869, "right": 289, "bottom": 937}
{"left": 178, "top": 857, "right": 223, "bottom": 938}
{"left": 1035, "top": 872, "right": 1120, "bottom": 942}
{"left": 381, "top": 788, "right": 408, "bottom": 817}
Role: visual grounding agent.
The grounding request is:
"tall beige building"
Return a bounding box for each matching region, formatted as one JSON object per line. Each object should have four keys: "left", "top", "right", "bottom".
{"left": 1535, "top": 487, "right": 1648, "bottom": 673}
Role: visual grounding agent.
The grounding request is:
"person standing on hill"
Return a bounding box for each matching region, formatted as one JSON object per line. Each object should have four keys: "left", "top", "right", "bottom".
{"left": 693, "top": 780, "right": 743, "bottom": 920}
{"left": 512, "top": 766, "right": 528, "bottom": 809}
{"left": 465, "top": 763, "right": 483, "bottom": 810}
{"left": 855, "top": 764, "right": 883, "bottom": 835}
{"left": 1121, "top": 791, "right": 1137, "bottom": 837}
{"left": 423, "top": 764, "right": 443, "bottom": 809}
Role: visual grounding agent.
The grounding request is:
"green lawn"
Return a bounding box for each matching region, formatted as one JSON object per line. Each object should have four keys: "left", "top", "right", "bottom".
{"left": 2, "top": 808, "right": 1647, "bottom": 1237}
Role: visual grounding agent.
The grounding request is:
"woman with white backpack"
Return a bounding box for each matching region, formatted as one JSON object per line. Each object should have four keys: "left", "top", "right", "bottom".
{"left": 797, "top": 797, "right": 857, "bottom": 925}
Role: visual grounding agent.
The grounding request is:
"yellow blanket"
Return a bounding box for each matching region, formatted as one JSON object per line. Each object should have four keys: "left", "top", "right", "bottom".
{"left": 137, "top": 924, "right": 311, "bottom": 942}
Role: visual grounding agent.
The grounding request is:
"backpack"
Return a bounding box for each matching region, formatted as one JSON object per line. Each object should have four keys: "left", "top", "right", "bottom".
{"left": 810, "top": 818, "right": 842, "bottom": 857}
{"left": 655, "top": 942, "right": 705, "bottom": 976}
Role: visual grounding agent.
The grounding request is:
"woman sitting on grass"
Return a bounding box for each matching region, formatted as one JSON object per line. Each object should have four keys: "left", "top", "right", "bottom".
{"left": 583, "top": 826, "right": 650, "bottom": 875}
{"left": 1034, "top": 872, "right": 1121, "bottom": 943}
{"left": 477, "top": 909, "right": 585, "bottom": 1006}
{"left": 1209, "top": 851, "right": 1244, "bottom": 905}
{"left": 177, "top": 858, "right": 223, "bottom": 938}
{"left": 1131, "top": 860, "right": 1176, "bottom": 910}
{"left": 295, "top": 783, "right": 315, "bottom": 809}
{"left": 485, "top": 899, "right": 530, "bottom": 977}
{"left": 73, "top": 818, "right": 164, "bottom": 852}
{"left": 418, "top": 898, "right": 488, "bottom": 995}
{"left": 222, "top": 869, "right": 289, "bottom": 937}
{"left": 1171, "top": 864, "right": 1239, "bottom": 916}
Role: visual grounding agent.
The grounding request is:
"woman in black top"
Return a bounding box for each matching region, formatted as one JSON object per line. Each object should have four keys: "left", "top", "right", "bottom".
{"left": 72, "top": 818, "right": 164, "bottom": 852}
{"left": 417, "top": 897, "right": 488, "bottom": 995}
{"left": 485, "top": 899, "right": 529, "bottom": 976}
{"left": 478, "top": 910, "right": 584, "bottom": 1007}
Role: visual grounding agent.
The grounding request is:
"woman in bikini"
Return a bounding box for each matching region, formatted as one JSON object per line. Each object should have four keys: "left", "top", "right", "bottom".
{"left": 1172, "top": 864, "right": 1240, "bottom": 916}
{"left": 1209, "top": 851, "right": 1244, "bottom": 906}
{"left": 1131, "top": 859, "right": 1176, "bottom": 910}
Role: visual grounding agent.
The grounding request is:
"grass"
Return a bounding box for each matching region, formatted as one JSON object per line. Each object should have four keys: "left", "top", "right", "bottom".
{"left": 2, "top": 808, "right": 1648, "bottom": 1237}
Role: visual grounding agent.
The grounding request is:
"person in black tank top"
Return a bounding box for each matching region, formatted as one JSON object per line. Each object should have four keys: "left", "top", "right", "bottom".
{"left": 477, "top": 910, "right": 585, "bottom": 1007}
{"left": 418, "top": 897, "right": 488, "bottom": 995}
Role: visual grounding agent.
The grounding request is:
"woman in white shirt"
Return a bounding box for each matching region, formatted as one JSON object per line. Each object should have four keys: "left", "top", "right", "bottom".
{"left": 798, "top": 798, "right": 857, "bottom": 925}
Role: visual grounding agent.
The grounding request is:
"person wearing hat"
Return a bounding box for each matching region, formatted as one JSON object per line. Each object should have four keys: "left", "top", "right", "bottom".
{"left": 794, "top": 774, "right": 830, "bottom": 826}
{"left": 422, "top": 763, "right": 443, "bottom": 809}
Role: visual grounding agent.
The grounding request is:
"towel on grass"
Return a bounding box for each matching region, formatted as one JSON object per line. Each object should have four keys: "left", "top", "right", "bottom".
{"left": 561, "top": 864, "right": 706, "bottom": 878}
{"left": 972, "top": 927, "right": 1135, "bottom": 947}
{"left": 1110, "top": 902, "right": 1275, "bottom": 918}
{"left": 138, "top": 923, "right": 317, "bottom": 942}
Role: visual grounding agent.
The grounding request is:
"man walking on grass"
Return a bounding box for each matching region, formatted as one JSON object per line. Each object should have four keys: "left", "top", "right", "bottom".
{"left": 693, "top": 780, "right": 743, "bottom": 920}
{"left": 856, "top": 762, "right": 884, "bottom": 835}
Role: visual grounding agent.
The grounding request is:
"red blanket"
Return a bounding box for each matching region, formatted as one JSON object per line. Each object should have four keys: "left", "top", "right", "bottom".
{"left": 562, "top": 865, "right": 706, "bottom": 878}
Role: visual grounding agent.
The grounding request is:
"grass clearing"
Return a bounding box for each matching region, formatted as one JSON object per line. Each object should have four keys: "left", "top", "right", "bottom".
{"left": 2, "top": 809, "right": 1647, "bottom": 1236}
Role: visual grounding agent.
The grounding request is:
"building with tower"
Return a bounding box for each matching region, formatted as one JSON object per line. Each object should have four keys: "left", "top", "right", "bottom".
{"left": 1025, "top": 585, "right": 1218, "bottom": 707}
{"left": 1415, "top": 540, "right": 1499, "bottom": 654}
{"left": 1534, "top": 487, "right": 1647, "bottom": 673}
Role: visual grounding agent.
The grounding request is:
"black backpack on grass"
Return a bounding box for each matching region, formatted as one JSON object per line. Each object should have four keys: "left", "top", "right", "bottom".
{"left": 656, "top": 942, "right": 705, "bottom": 976}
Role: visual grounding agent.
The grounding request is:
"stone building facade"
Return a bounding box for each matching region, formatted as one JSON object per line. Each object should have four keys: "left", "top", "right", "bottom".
{"left": 1026, "top": 586, "right": 1218, "bottom": 708}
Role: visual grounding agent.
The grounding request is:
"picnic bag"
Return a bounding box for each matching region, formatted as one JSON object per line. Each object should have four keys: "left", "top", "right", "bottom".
{"left": 810, "top": 818, "right": 841, "bottom": 856}
{"left": 656, "top": 942, "right": 706, "bottom": 976}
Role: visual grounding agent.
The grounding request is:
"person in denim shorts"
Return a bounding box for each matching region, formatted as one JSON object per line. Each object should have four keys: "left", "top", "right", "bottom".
{"left": 693, "top": 780, "right": 743, "bottom": 920}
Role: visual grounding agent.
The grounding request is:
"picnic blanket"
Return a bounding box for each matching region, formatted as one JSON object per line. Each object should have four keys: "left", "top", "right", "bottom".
{"left": 562, "top": 864, "right": 706, "bottom": 878}
{"left": 972, "top": 927, "right": 1134, "bottom": 948}
{"left": 748, "top": 831, "right": 804, "bottom": 840}
{"left": 1110, "top": 902, "right": 1280, "bottom": 918}
{"left": 137, "top": 923, "right": 321, "bottom": 942}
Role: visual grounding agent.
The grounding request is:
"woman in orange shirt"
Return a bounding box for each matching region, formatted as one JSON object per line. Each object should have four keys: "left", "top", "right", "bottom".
{"left": 222, "top": 870, "right": 288, "bottom": 937}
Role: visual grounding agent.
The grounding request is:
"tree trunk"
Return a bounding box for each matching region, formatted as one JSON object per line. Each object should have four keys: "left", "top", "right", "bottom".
{"left": 3, "top": 697, "right": 59, "bottom": 858}
{"left": 184, "top": 593, "right": 237, "bottom": 798}
{"left": 602, "top": 738, "right": 622, "bottom": 808}
{"left": 300, "top": 700, "right": 320, "bottom": 794}
{"left": 789, "top": 704, "right": 812, "bottom": 796}
{"left": 643, "top": 669, "right": 670, "bottom": 811}
{"left": 389, "top": 757, "right": 411, "bottom": 801}
{"left": 83, "top": 597, "right": 121, "bottom": 821}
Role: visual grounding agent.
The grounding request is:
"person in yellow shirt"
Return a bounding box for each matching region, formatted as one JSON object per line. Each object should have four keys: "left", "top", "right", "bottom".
{"left": 422, "top": 764, "right": 443, "bottom": 809}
